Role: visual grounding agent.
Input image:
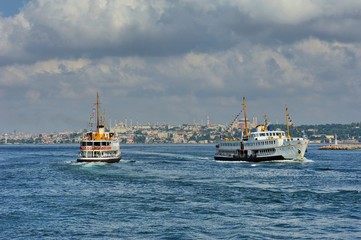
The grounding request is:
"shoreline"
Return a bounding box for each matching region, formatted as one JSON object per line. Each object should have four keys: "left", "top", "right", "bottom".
{"left": 319, "top": 144, "right": 361, "bottom": 150}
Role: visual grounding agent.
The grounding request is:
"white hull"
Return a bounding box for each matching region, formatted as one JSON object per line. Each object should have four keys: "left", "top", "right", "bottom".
{"left": 78, "top": 139, "right": 121, "bottom": 163}
{"left": 77, "top": 156, "right": 121, "bottom": 163}
{"left": 215, "top": 131, "right": 309, "bottom": 162}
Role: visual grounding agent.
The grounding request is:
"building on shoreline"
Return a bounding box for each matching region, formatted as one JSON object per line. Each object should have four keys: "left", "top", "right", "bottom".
{"left": 2, "top": 122, "right": 361, "bottom": 145}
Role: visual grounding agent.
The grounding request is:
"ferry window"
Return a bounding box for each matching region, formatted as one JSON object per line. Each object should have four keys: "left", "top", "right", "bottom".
{"left": 86, "top": 142, "right": 92, "bottom": 146}
{"left": 81, "top": 142, "right": 86, "bottom": 146}
{"left": 94, "top": 142, "right": 100, "bottom": 146}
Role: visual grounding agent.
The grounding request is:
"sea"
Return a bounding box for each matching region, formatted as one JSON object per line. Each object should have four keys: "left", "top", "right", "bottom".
{"left": 0, "top": 144, "right": 360, "bottom": 239}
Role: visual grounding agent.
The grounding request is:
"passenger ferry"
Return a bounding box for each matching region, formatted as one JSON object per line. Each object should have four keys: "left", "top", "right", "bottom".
{"left": 77, "top": 93, "right": 121, "bottom": 163}
{"left": 214, "top": 98, "right": 308, "bottom": 162}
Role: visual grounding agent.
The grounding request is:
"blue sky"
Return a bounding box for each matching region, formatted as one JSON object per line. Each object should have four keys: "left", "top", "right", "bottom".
{"left": 1, "top": 0, "right": 361, "bottom": 133}
{"left": 0, "top": 0, "right": 28, "bottom": 16}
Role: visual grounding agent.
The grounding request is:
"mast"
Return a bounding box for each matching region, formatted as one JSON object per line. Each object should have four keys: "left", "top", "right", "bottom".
{"left": 264, "top": 115, "right": 268, "bottom": 131}
{"left": 243, "top": 97, "right": 249, "bottom": 138}
{"left": 103, "top": 111, "right": 106, "bottom": 129}
{"left": 96, "top": 92, "right": 100, "bottom": 129}
{"left": 285, "top": 104, "right": 291, "bottom": 138}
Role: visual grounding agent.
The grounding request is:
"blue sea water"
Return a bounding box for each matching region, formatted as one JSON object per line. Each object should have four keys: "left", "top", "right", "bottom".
{"left": 0, "top": 144, "right": 360, "bottom": 239}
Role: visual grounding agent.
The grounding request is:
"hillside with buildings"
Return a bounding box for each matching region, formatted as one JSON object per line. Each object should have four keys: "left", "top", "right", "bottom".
{"left": 2, "top": 121, "right": 361, "bottom": 145}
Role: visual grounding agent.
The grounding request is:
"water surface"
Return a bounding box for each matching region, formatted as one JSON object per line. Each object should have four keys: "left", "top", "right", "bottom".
{"left": 0, "top": 144, "right": 360, "bottom": 239}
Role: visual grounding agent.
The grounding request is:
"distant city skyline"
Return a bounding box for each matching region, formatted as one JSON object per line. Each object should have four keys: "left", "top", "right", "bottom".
{"left": 1, "top": 0, "right": 361, "bottom": 133}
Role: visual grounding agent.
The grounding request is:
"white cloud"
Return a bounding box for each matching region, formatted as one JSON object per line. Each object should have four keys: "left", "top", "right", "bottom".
{"left": 1, "top": 0, "right": 361, "bottom": 131}
{"left": 237, "top": 0, "right": 320, "bottom": 24}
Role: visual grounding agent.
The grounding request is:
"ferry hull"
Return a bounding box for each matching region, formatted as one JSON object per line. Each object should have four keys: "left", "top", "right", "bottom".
{"left": 77, "top": 156, "right": 121, "bottom": 163}
{"left": 214, "top": 140, "right": 308, "bottom": 162}
{"left": 214, "top": 155, "right": 285, "bottom": 162}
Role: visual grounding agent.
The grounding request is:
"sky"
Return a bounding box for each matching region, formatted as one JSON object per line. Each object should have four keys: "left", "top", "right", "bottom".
{"left": 1, "top": 0, "right": 361, "bottom": 133}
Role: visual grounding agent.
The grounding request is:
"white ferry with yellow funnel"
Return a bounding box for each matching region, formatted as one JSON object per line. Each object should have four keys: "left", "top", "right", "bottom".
{"left": 77, "top": 93, "right": 121, "bottom": 163}
{"left": 214, "top": 98, "right": 308, "bottom": 162}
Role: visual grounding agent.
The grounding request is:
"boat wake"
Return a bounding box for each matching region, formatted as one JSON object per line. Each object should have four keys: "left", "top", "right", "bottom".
{"left": 300, "top": 157, "right": 314, "bottom": 163}
{"left": 64, "top": 159, "right": 105, "bottom": 166}
{"left": 125, "top": 150, "right": 210, "bottom": 161}
{"left": 70, "top": 161, "right": 108, "bottom": 167}
{"left": 270, "top": 157, "right": 314, "bottom": 164}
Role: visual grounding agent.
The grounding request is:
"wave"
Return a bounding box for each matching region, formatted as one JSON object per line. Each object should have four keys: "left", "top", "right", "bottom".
{"left": 124, "top": 150, "right": 210, "bottom": 161}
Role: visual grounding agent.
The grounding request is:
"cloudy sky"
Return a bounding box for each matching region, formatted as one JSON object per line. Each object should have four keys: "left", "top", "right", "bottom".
{"left": 1, "top": 0, "right": 361, "bottom": 133}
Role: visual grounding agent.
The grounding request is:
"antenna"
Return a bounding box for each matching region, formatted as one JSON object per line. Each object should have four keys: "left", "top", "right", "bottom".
{"left": 264, "top": 115, "right": 268, "bottom": 131}
{"left": 96, "top": 92, "right": 100, "bottom": 128}
{"left": 285, "top": 105, "right": 291, "bottom": 138}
